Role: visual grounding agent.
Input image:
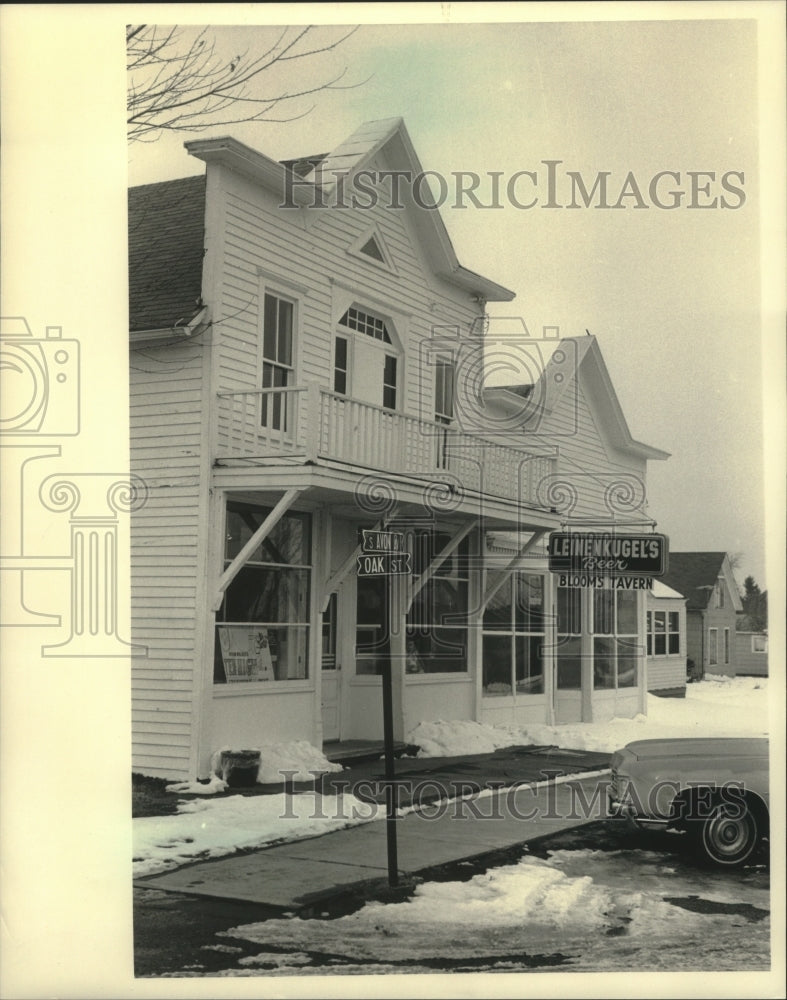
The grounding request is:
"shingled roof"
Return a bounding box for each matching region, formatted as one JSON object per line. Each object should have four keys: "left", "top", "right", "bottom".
{"left": 660, "top": 552, "right": 728, "bottom": 610}
{"left": 128, "top": 174, "right": 206, "bottom": 333}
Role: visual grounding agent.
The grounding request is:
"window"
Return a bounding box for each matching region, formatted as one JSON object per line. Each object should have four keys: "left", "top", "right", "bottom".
{"left": 752, "top": 634, "right": 768, "bottom": 653}
{"left": 215, "top": 502, "right": 311, "bottom": 684}
{"left": 724, "top": 627, "right": 730, "bottom": 665}
{"left": 435, "top": 356, "right": 455, "bottom": 425}
{"left": 715, "top": 579, "right": 725, "bottom": 608}
{"left": 339, "top": 307, "right": 391, "bottom": 343}
{"left": 356, "top": 574, "right": 390, "bottom": 675}
{"left": 708, "top": 627, "right": 718, "bottom": 666}
{"left": 406, "top": 531, "right": 471, "bottom": 673}
{"left": 334, "top": 336, "right": 348, "bottom": 395}
{"left": 556, "top": 585, "right": 582, "bottom": 690}
{"left": 383, "top": 355, "right": 397, "bottom": 410}
{"left": 483, "top": 574, "right": 545, "bottom": 696}
{"left": 647, "top": 609, "right": 680, "bottom": 656}
{"left": 592, "top": 589, "right": 638, "bottom": 689}
{"left": 668, "top": 612, "right": 680, "bottom": 654}
{"left": 434, "top": 355, "right": 455, "bottom": 469}
{"left": 261, "top": 293, "right": 294, "bottom": 431}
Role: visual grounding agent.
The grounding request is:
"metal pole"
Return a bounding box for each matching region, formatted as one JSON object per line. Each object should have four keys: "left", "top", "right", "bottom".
{"left": 381, "top": 649, "right": 399, "bottom": 886}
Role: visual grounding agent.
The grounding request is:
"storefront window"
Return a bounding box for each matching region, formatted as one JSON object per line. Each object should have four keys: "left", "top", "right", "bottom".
{"left": 593, "top": 589, "right": 638, "bottom": 688}
{"left": 556, "top": 585, "right": 582, "bottom": 689}
{"left": 483, "top": 574, "right": 545, "bottom": 696}
{"left": 406, "top": 531, "right": 471, "bottom": 673}
{"left": 356, "top": 574, "right": 390, "bottom": 675}
{"left": 214, "top": 502, "right": 311, "bottom": 684}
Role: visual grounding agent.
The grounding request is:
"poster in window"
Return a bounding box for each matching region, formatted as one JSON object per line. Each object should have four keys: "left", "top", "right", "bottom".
{"left": 217, "top": 625, "right": 275, "bottom": 683}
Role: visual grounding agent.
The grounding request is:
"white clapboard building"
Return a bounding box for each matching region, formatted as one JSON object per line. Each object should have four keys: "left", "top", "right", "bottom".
{"left": 129, "top": 118, "right": 669, "bottom": 780}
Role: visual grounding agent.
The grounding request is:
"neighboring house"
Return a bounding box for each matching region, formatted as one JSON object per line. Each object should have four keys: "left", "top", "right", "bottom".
{"left": 645, "top": 581, "right": 688, "bottom": 697}
{"left": 735, "top": 615, "right": 768, "bottom": 677}
{"left": 659, "top": 552, "right": 742, "bottom": 679}
{"left": 129, "top": 118, "right": 669, "bottom": 781}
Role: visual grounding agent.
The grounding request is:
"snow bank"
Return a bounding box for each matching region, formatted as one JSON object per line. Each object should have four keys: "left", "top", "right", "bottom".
{"left": 209, "top": 740, "right": 344, "bottom": 784}
{"left": 133, "top": 791, "right": 383, "bottom": 877}
{"left": 409, "top": 676, "right": 768, "bottom": 757}
{"left": 225, "top": 846, "right": 764, "bottom": 966}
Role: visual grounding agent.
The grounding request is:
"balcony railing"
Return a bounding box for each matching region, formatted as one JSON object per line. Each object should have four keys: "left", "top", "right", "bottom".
{"left": 216, "top": 383, "right": 556, "bottom": 507}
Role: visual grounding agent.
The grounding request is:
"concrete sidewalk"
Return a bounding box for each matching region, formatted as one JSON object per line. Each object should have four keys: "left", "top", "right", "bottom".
{"left": 137, "top": 750, "right": 612, "bottom": 910}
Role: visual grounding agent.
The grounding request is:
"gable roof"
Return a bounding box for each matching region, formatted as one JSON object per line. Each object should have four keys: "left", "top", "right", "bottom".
{"left": 483, "top": 333, "right": 670, "bottom": 461}
{"left": 185, "top": 118, "right": 515, "bottom": 303}
{"left": 128, "top": 174, "right": 206, "bottom": 333}
{"left": 660, "top": 552, "right": 740, "bottom": 610}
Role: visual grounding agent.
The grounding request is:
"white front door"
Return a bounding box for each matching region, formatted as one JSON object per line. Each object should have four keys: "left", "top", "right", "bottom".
{"left": 352, "top": 338, "right": 385, "bottom": 407}
{"left": 321, "top": 592, "right": 341, "bottom": 740}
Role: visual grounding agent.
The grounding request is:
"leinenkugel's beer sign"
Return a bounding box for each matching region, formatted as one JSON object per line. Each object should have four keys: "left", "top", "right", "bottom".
{"left": 548, "top": 532, "right": 668, "bottom": 589}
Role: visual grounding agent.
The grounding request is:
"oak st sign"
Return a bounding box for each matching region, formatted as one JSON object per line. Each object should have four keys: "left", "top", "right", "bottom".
{"left": 358, "top": 529, "right": 411, "bottom": 577}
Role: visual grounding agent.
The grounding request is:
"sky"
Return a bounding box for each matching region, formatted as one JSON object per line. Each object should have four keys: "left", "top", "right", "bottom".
{"left": 126, "top": 13, "right": 781, "bottom": 589}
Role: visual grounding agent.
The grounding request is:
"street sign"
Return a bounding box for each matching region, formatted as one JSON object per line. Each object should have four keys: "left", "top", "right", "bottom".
{"left": 548, "top": 532, "right": 668, "bottom": 576}
{"left": 361, "top": 529, "right": 405, "bottom": 554}
{"left": 357, "top": 552, "right": 412, "bottom": 577}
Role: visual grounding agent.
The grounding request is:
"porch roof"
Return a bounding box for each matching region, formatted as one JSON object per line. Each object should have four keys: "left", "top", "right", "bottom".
{"left": 211, "top": 459, "right": 562, "bottom": 534}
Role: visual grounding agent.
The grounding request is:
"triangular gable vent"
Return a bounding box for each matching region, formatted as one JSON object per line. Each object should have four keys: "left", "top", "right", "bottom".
{"left": 359, "top": 235, "right": 385, "bottom": 263}
{"left": 348, "top": 225, "right": 396, "bottom": 273}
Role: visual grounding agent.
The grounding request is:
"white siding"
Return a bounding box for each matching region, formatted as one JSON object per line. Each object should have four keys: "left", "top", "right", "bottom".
{"left": 130, "top": 340, "right": 206, "bottom": 778}
{"left": 213, "top": 158, "right": 481, "bottom": 420}
{"left": 544, "top": 378, "right": 648, "bottom": 521}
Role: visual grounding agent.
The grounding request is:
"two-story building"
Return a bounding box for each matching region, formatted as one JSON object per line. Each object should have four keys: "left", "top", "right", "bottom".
{"left": 129, "top": 118, "right": 669, "bottom": 781}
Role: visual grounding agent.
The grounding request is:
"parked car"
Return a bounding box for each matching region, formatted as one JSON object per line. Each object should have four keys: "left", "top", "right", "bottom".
{"left": 607, "top": 736, "right": 769, "bottom": 868}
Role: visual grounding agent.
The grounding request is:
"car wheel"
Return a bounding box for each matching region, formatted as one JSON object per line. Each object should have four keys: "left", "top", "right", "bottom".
{"left": 696, "top": 802, "right": 759, "bottom": 868}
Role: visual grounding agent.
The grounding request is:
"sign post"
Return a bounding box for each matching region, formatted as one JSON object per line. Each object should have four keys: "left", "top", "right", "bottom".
{"left": 358, "top": 528, "right": 407, "bottom": 887}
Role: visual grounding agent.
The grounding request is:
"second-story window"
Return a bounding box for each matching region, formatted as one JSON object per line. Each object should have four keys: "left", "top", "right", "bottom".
{"left": 383, "top": 355, "right": 397, "bottom": 410}
{"left": 715, "top": 578, "right": 725, "bottom": 608}
{"left": 261, "top": 293, "right": 294, "bottom": 431}
{"left": 434, "top": 356, "right": 455, "bottom": 425}
{"left": 334, "top": 336, "right": 348, "bottom": 395}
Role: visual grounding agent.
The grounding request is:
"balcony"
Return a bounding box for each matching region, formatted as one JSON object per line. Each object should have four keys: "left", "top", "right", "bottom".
{"left": 216, "top": 383, "right": 556, "bottom": 508}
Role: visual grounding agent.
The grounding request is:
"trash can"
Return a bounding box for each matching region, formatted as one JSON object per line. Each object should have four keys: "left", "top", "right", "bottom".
{"left": 218, "top": 749, "right": 261, "bottom": 788}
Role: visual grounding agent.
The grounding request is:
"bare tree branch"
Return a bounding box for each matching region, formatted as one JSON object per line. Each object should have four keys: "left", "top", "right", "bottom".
{"left": 127, "top": 24, "right": 367, "bottom": 142}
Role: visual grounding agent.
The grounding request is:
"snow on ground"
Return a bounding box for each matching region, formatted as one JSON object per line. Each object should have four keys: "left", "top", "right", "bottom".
{"left": 134, "top": 792, "right": 384, "bottom": 877}
{"left": 222, "top": 846, "right": 769, "bottom": 969}
{"left": 409, "top": 675, "right": 768, "bottom": 757}
{"left": 134, "top": 676, "right": 768, "bottom": 877}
